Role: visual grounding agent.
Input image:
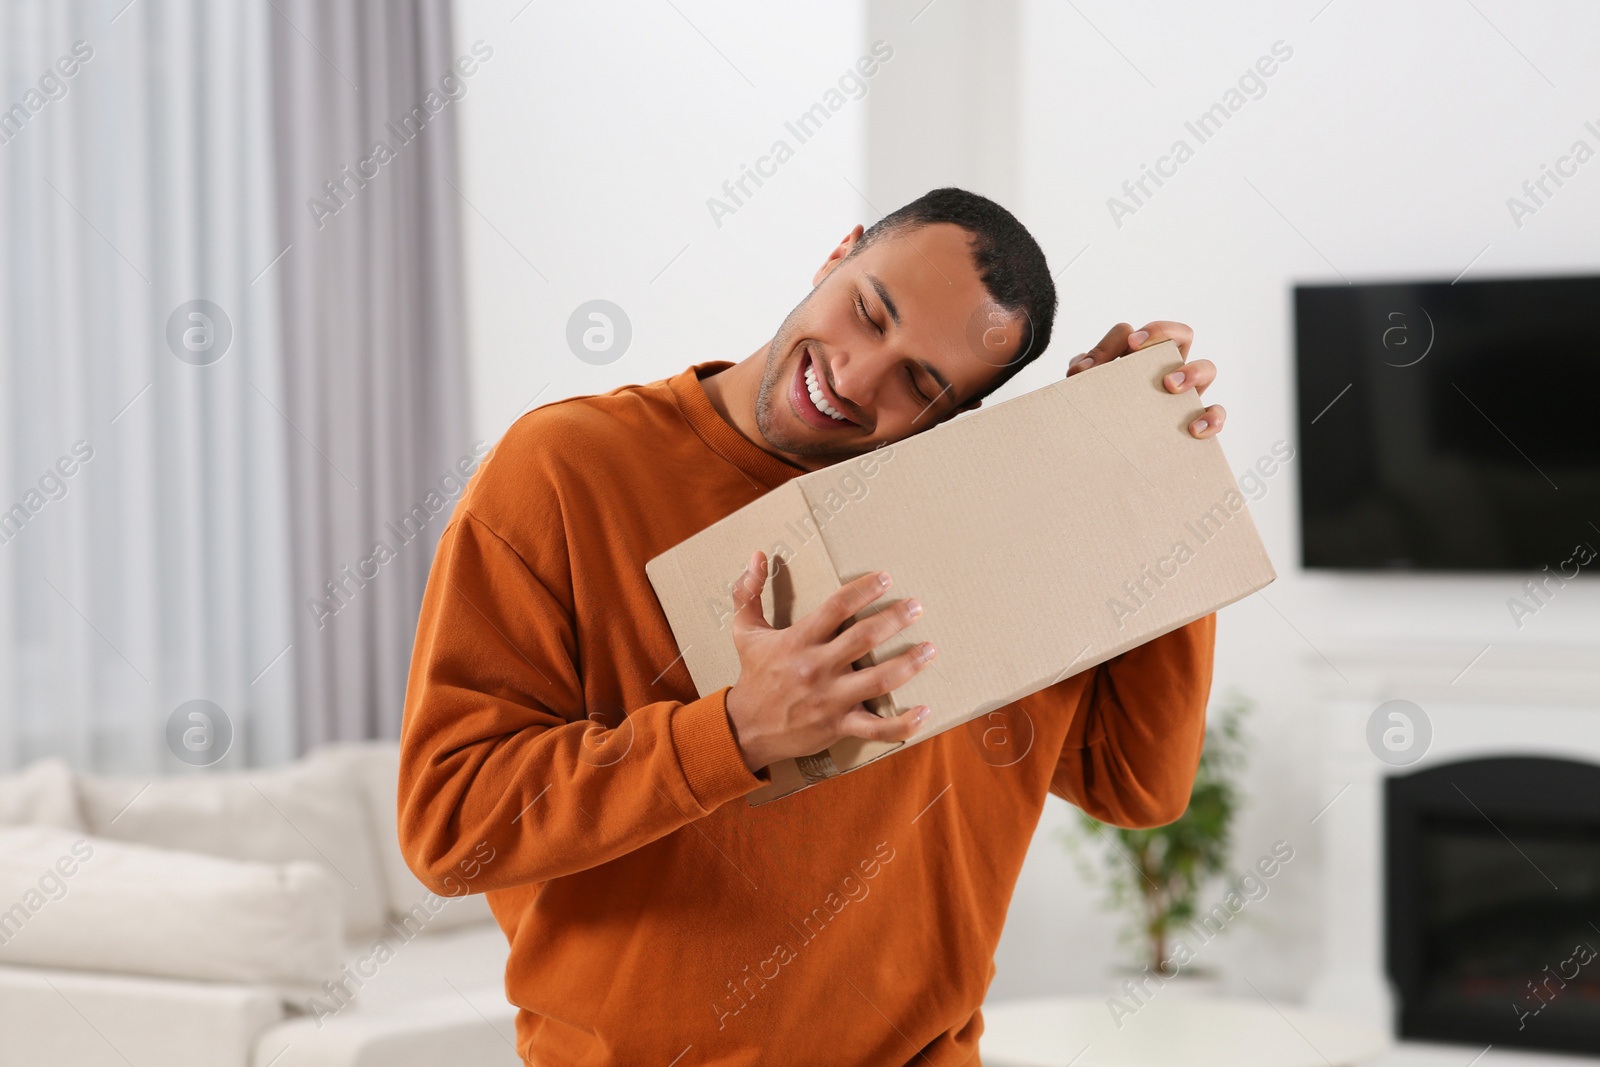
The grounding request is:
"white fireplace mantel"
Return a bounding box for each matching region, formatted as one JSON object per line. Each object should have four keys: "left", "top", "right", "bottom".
{"left": 1305, "top": 639, "right": 1600, "bottom": 1063}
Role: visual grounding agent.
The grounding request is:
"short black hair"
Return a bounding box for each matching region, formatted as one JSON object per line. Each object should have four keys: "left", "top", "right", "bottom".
{"left": 845, "top": 187, "right": 1057, "bottom": 403}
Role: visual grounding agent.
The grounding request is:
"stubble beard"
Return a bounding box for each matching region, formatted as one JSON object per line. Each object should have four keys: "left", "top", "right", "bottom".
{"left": 754, "top": 302, "right": 865, "bottom": 463}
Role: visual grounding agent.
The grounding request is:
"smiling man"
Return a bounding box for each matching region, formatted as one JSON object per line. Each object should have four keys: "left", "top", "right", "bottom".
{"left": 398, "top": 187, "right": 1226, "bottom": 1067}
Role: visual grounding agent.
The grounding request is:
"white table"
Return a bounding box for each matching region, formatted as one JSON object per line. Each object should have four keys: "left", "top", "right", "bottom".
{"left": 979, "top": 995, "right": 1390, "bottom": 1067}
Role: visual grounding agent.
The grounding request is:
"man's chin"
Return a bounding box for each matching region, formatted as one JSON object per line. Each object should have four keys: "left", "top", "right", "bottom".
{"left": 754, "top": 407, "right": 868, "bottom": 463}
{"left": 756, "top": 418, "right": 829, "bottom": 459}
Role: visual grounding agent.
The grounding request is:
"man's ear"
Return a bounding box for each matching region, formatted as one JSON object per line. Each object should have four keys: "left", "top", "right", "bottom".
{"left": 812, "top": 224, "right": 866, "bottom": 287}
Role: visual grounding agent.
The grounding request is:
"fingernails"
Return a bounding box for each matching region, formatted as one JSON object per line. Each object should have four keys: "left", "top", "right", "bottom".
{"left": 906, "top": 599, "right": 922, "bottom": 619}
{"left": 1192, "top": 418, "right": 1208, "bottom": 434}
{"left": 1128, "top": 330, "right": 1150, "bottom": 347}
{"left": 1167, "top": 370, "right": 1185, "bottom": 388}
{"left": 877, "top": 571, "right": 890, "bottom": 588}
{"left": 918, "top": 642, "right": 937, "bottom": 662}
{"left": 913, "top": 707, "right": 930, "bottom": 725}
{"left": 1073, "top": 356, "right": 1093, "bottom": 371}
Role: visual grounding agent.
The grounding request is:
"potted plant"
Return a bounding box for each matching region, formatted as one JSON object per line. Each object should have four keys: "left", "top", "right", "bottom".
{"left": 1063, "top": 688, "right": 1251, "bottom": 989}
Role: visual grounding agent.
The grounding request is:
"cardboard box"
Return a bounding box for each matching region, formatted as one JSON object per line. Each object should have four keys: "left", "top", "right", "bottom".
{"left": 646, "top": 340, "right": 1276, "bottom": 805}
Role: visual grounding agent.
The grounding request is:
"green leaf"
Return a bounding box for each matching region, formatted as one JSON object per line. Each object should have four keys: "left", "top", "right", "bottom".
{"left": 1063, "top": 687, "right": 1253, "bottom": 969}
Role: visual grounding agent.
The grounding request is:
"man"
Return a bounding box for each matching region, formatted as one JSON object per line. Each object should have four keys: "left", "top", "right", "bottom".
{"left": 398, "top": 187, "right": 1227, "bottom": 1066}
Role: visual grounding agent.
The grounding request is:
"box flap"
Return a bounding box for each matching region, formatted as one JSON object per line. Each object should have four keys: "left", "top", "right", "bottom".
{"left": 645, "top": 479, "right": 853, "bottom": 703}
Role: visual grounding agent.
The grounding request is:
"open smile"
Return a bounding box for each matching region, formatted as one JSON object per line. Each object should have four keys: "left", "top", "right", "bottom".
{"left": 790, "top": 344, "right": 859, "bottom": 430}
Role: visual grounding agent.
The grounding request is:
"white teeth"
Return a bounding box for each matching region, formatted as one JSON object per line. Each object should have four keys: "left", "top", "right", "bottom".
{"left": 804, "top": 362, "right": 849, "bottom": 422}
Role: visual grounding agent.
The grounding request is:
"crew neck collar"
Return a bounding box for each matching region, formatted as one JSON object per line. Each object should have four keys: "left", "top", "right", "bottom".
{"left": 667, "top": 361, "right": 810, "bottom": 489}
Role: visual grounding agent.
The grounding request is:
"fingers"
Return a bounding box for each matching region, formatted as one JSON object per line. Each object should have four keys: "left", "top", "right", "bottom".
{"left": 837, "top": 702, "right": 931, "bottom": 744}
{"left": 729, "top": 550, "right": 771, "bottom": 631}
{"left": 1189, "top": 403, "right": 1226, "bottom": 438}
{"left": 838, "top": 640, "right": 937, "bottom": 706}
{"left": 827, "top": 596, "right": 921, "bottom": 662}
{"left": 1067, "top": 320, "right": 1194, "bottom": 376}
{"left": 1157, "top": 349, "right": 1221, "bottom": 437}
{"left": 1164, "top": 358, "right": 1215, "bottom": 397}
{"left": 1129, "top": 320, "right": 1193, "bottom": 358}
{"left": 798, "top": 570, "right": 894, "bottom": 643}
{"left": 1067, "top": 322, "right": 1134, "bottom": 376}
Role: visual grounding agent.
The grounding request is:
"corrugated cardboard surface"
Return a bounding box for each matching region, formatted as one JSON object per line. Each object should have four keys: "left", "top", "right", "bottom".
{"left": 645, "top": 341, "right": 1276, "bottom": 805}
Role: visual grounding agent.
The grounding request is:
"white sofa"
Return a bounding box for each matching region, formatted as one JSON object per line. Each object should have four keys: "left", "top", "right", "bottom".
{"left": 0, "top": 742, "right": 523, "bottom": 1067}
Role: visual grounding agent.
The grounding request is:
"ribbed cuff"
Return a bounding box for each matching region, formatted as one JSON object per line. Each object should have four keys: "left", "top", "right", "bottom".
{"left": 670, "top": 687, "right": 769, "bottom": 812}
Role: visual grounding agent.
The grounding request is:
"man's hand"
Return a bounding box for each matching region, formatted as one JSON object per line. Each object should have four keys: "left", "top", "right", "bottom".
{"left": 723, "top": 551, "right": 935, "bottom": 775}
{"left": 1065, "top": 321, "right": 1226, "bottom": 439}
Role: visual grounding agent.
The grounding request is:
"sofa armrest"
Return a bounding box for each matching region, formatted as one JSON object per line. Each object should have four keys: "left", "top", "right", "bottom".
{"left": 0, "top": 962, "right": 284, "bottom": 1067}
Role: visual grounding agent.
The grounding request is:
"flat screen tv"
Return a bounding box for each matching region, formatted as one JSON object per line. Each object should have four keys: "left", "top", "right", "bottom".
{"left": 1294, "top": 274, "right": 1600, "bottom": 571}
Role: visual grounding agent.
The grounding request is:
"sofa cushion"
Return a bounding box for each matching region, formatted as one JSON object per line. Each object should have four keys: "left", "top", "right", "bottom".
{"left": 259, "top": 924, "right": 516, "bottom": 1067}
{"left": 0, "top": 826, "right": 344, "bottom": 990}
{"left": 0, "top": 758, "right": 85, "bottom": 830}
{"left": 256, "top": 986, "right": 520, "bottom": 1067}
{"left": 76, "top": 758, "right": 390, "bottom": 938}
{"left": 309, "top": 741, "right": 494, "bottom": 933}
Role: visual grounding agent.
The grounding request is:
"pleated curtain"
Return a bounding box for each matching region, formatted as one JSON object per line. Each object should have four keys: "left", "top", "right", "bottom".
{"left": 0, "top": 0, "right": 468, "bottom": 773}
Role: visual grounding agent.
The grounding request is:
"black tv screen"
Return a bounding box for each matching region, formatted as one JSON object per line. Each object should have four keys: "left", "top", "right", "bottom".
{"left": 1294, "top": 274, "right": 1600, "bottom": 571}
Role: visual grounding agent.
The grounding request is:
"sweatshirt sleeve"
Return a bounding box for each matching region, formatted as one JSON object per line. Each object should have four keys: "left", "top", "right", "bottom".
{"left": 1039, "top": 613, "right": 1216, "bottom": 828}
{"left": 397, "top": 506, "right": 768, "bottom": 896}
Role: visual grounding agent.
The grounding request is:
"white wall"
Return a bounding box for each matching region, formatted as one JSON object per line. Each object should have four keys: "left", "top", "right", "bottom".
{"left": 451, "top": 0, "right": 868, "bottom": 445}
{"left": 988, "top": 0, "right": 1600, "bottom": 1006}
{"left": 453, "top": 0, "right": 1600, "bottom": 1011}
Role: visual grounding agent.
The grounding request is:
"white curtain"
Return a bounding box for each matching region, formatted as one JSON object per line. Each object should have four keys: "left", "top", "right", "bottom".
{"left": 0, "top": 0, "right": 467, "bottom": 774}
{"left": 269, "top": 0, "right": 470, "bottom": 750}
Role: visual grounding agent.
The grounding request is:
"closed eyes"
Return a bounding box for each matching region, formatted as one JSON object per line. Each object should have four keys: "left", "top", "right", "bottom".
{"left": 855, "top": 287, "right": 935, "bottom": 406}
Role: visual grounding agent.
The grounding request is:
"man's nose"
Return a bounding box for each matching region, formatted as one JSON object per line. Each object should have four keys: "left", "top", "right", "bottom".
{"left": 830, "top": 352, "right": 879, "bottom": 410}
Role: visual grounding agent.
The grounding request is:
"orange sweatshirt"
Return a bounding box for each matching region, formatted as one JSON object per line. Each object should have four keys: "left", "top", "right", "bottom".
{"left": 397, "top": 361, "right": 1216, "bottom": 1067}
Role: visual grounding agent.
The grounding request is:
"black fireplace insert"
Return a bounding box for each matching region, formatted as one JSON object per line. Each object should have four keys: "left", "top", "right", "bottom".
{"left": 1387, "top": 755, "right": 1600, "bottom": 1054}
